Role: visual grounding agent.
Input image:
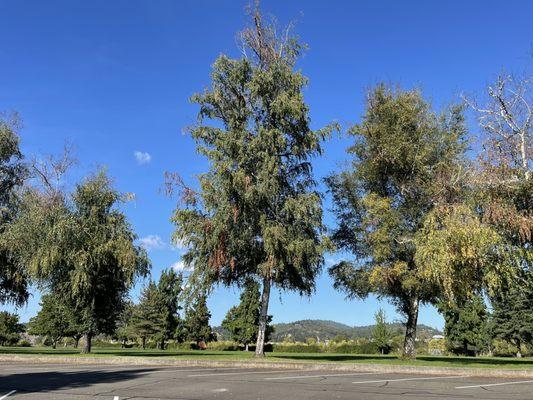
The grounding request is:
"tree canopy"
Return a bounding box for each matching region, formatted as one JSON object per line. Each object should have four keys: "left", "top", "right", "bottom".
{"left": 3, "top": 171, "right": 149, "bottom": 352}
{"left": 0, "top": 114, "right": 29, "bottom": 305}
{"left": 327, "top": 85, "right": 468, "bottom": 357}
{"left": 172, "top": 7, "right": 334, "bottom": 356}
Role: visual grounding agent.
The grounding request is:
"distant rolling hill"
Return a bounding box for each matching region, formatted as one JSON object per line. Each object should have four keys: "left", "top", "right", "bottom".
{"left": 214, "top": 319, "right": 441, "bottom": 343}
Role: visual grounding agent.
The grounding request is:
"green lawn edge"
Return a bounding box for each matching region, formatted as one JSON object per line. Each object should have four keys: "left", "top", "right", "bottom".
{"left": 1, "top": 347, "right": 533, "bottom": 370}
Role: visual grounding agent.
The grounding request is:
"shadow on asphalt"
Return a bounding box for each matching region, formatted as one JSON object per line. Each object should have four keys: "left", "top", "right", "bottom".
{"left": 0, "top": 368, "right": 158, "bottom": 394}
{"left": 272, "top": 353, "right": 533, "bottom": 367}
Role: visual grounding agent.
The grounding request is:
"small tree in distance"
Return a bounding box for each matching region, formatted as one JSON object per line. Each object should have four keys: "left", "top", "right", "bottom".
{"left": 222, "top": 279, "right": 272, "bottom": 351}
{"left": 184, "top": 293, "right": 213, "bottom": 348}
{"left": 372, "top": 309, "right": 392, "bottom": 354}
{"left": 0, "top": 311, "right": 24, "bottom": 346}
{"left": 28, "top": 294, "right": 71, "bottom": 349}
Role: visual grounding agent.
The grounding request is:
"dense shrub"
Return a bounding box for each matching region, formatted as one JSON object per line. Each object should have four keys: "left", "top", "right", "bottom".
{"left": 330, "top": 342, "right": 377, "bottom": 354}
{"left": 272, "top": 343, "right": 322, "bottom": 353}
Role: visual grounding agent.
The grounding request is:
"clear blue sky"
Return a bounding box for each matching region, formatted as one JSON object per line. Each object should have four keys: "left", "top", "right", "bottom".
{"left": 1, "top": 0, "right": 531, "bottom": 329}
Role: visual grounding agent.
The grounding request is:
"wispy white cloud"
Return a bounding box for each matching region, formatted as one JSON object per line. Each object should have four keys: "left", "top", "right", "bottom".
{"left": 171, "top": 260, "right": 192, "bottom": 271}
{"left": 134, "top": 151, "right": 151, "bottom": 165}
{"left": 138, "top": 235, "right": 166, "bottom": 251}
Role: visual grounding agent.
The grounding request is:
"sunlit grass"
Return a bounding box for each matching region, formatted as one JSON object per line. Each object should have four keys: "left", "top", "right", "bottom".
{"left": 1, "top": 347, "right": 532, "bottom": 370}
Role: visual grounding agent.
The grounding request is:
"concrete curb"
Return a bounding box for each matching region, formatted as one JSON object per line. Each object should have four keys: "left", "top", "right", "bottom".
{"left": 1, "top": 354, "right": 533, "bottom": 378}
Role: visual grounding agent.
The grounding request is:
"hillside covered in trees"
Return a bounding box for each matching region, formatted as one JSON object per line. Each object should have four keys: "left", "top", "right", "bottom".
{"left": 214, "top": 319, "right": 441, "bottom": 343}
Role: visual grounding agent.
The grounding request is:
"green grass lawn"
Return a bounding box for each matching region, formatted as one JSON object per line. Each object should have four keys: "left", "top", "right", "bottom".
{"left": 1, "top": 346, "right": 533, "bottom": 370}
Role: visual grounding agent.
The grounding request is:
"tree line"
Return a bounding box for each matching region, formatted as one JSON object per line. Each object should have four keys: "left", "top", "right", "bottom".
{"left": 0, "top": 5, "right": 531, "bottom": 358}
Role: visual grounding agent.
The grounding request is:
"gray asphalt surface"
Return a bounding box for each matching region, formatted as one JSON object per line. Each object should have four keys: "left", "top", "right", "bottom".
{"left": 1, "top": 362, "right": 533, "bottom": 399}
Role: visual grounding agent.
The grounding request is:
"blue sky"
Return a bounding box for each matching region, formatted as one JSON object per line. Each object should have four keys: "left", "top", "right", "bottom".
{"left": 1, "top": 0, "right": 531, "bottom": 329}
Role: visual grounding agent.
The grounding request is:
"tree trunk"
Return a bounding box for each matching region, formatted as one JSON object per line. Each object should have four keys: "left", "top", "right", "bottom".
{"left": 402, "top": 296, "right": 419, "bottom": 358}
{"left": 463, "top": 339, "right": 468, "bottom": 356}
{"left": 52, "top": 339, "right": 57, "bottom": 350}
{"left": 255, "top": 276, "right": 271, "bottom": 357}
{"left": 245, "top": 343, "right": 249, "bottom": 352}
{"left": 141, "top": 336, "right": 146, "bottom": 350}
{"left": 73, "top": 335, "right": 80, "bottom": 348}
{"left": 81, "top": 332, "right": 92, "bottom": 354}
{"left": 160, "top": 338, "right": 165, "bottom": 350}
{"left": 516, "top": 339, "right": 522, "bottom": 358}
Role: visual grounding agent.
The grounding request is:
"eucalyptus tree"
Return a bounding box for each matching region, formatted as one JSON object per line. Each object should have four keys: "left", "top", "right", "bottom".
{"left": 4, "top": 171, "right": 149, "bottom": 353}
{"left": 327, "top": 85, "right": 468, "bottom": 357}
{"left": 172, "top": 8, "right": 334, "bottom": 356}
{"left": 0, "top": 113, "right": 28, "bottom": 305}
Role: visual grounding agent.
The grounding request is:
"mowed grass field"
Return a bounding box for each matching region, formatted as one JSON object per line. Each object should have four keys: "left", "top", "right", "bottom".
{"left": 1, "top": 347, "right": 533, "bottom": 370}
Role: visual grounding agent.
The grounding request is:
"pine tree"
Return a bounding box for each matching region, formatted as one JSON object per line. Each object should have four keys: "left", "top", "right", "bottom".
{"left": 440, "top": 296, "right": 489, "bottom": 356}
{"left": 222, "top": 279, "right": 272, "bottom": 350}
{"left": 372, "top": 309, "right": 392, "bottom": 354}
{"left": 133, "top": 281, "right": 165, "bottom": 350}
{"left": 184, "top": 294, "right": 213, "bottom": 347}
{"left": 490, "top": 271, "right": 533, "bottom": 357}
{"left": 157, "top": 268, "right": 183, "bottom": 349}
{"left": 172, "top": 5, "right": 334, "bottom": 357}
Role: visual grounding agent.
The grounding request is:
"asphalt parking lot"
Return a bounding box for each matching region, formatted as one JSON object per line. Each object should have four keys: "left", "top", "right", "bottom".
{"left": 1, "top": 362, "right": 533, "bottom": 399}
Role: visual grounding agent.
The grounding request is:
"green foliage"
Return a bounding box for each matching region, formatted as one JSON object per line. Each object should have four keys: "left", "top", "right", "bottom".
{"left": 114, "top": 301, "right": 136, "bottom": 346}
{"left": 327, "top": 85, "right": 468, "bottom": 357}
{"left": 0, "top": 311, "right": 24, "bottom": 346}
{"left": 157, "top": 268, "right": 184, "bottom": 347}
{"left": 0, "top": 114, "right": 29, "bottom": 306}
{"left": 440, "top": 295, "right": 490, "bottom": 356}
{"left": 372, "top": 309, "right": 392, "bottom": 354}
{"left": 28, "top": 294, "right": 75, "bottom": 348}
{"left": 184, "top": 293, "right": 213, "bottom": 344}
{"left": 133, "top": 281, "right": 166, "bottom": 349}
{"left": 221, "top": 279, "right": 272, "bottom": 348}
{"left": 490, "top": 270, "right": 533, "bottom": 357}
{"left": 172, "top": 8, "right": 335, "bottom": 355}
{"left": 415, "top": 204, "right": 513, "bottom": 301}
{"left": 4, "top": 171, "right": 149, "bottom": 352}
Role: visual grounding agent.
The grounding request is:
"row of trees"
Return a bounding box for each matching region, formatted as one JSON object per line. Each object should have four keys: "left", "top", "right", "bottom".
{"left": 26, "top": 268, "right": 215, "bottom": 350}
{"left": 171, "top": 5, "right": 531, "bottom": 358}
{"left": 442, "top": 286, "right": 533, "bottom": 357}
{"left": 1, "top": 5, "right": 531, "bottom": 358}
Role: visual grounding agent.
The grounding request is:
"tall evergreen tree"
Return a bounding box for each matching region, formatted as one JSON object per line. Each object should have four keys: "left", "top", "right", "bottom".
{"left": 440, "top": 296, "right": 489, "bottom": 356}
{"left": 372, "top": 309, "right": 392, "bottom": 354}
{"left": 184, "top": 293, "right": 213, "bottom": 347}
{"left": 490, "top": 271, "right": 533, "bottom": 357}
{"left": 115, "top": 301, "right": 136, "bottom": 348}
{"left": 222, "top": 279, "right": 272, "bottom": 350}
{"left": 4, "top": 171, "right": 149, "bottom": 353}
{"left": 133, "top": 281, "right": 165, "bottom": 350}
{"left": 327, "top": 85, "right": 467, "bottom": 357}
{"left": 157, "top": 268, "right": 183, "bottom": 349}
{"left": 0, "top": 114, "right": 28, "bottom": 305}
{"left": 172, "top": 6, "right": 334, "bottom": 357}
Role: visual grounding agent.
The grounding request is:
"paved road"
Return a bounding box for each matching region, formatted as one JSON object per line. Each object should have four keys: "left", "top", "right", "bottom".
{"left": 1, "top": 362, "right": 533, "bottom": 399}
